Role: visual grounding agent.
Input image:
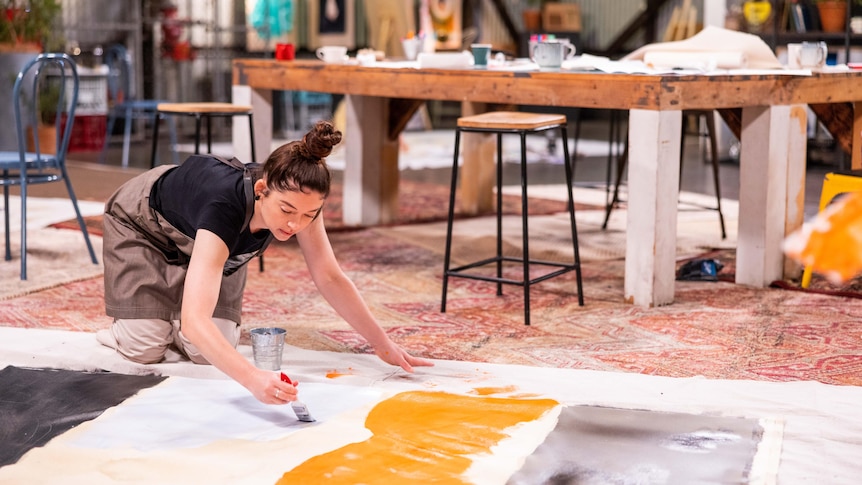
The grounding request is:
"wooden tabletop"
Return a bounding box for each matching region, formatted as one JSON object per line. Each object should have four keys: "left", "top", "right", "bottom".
{"left": 233, "top": 58, "right": 862, "bottom": 168}
{"left": 233, "top": 59, "right": 862, "bottom": 110}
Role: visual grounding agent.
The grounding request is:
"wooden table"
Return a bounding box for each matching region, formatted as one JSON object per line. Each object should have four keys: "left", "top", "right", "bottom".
{"left": 232, "top": 59, "right": 862, "bottom": 307}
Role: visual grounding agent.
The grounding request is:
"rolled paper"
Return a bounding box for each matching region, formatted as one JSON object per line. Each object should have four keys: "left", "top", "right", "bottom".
{"left": 643, "top": 51, "right": 748, "bottom": 70}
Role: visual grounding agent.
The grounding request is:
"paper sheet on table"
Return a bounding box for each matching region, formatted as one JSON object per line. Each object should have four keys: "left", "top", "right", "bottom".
{"left": 643, "top": 51, "right": 748, "bottom": 70}
{"left": 624, "top": 26, "right": 782, "bottom": 70}
{"left": 562, "top": 55, "right": 701, "bottom": 75}
{"left": 417, "top": 51, "right": 474, "bottom": 69}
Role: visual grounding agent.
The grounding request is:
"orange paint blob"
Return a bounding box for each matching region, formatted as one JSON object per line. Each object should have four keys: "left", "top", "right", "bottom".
{"left": 325, "top": 368, "right": 353, "bottom": 379}
{"left": 470, "top": 385, "right": 518, "bottom": 396}
{"left": 786, "top": 190, "right": 862, "bottom": 283}
{"left": 276, "top": 390, "right": 558, "bottom": 484}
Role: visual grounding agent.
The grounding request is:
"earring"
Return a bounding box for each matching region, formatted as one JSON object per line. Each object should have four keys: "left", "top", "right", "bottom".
{"left": 254, "top": 194, "right": 261, "bottom": 200}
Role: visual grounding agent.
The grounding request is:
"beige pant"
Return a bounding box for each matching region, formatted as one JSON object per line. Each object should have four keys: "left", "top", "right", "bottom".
{"left": 97, "top": 318, "right": 240, "bottom": 365}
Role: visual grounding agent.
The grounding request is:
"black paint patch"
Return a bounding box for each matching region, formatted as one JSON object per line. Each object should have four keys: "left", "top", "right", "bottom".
{"left": 0, "top": 366, "right": 166, "bottom": 467}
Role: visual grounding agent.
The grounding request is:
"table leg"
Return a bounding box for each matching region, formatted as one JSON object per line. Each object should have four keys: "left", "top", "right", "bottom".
{"left": 459, "top": 101, "right": 495, "bottom": 215}
{"left": 784, "top": 105, "right": 808, "bottom": 279}
{"left": 343, "top": 94, "right": 399, "bottom": 226}
{"left": 625, "top": 109, "right": 682, "bottom": 307}
{"left": 736, "top": 105, "right": 803, "bottom": 287}
{"left": 853, "top": 101, "right": 862, "bottom": 171}
{"left": 232, "top": 84, "right": 271, "bottom": 165}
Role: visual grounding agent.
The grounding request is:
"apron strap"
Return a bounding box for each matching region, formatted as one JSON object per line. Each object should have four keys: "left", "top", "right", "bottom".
{"left": 213, "top": 154, "right": 274, "bottom": 275}
{"left": 241, "top": 168, "right": 254, "bottom": 232}
{"left": 210, "top": 155, "right": 261, "bottom": 232}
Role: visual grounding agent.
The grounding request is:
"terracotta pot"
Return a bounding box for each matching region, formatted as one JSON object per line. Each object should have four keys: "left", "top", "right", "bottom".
{"left": 27, "top": 124, "right": 57, "bottom": 155}
{"left": 522, "top": 9, "right": 541, "bottom": 32}
{"left": 817, "top": 1, "right": 848, "bottom": 33}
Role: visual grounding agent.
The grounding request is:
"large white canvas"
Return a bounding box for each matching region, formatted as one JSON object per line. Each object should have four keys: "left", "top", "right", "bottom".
{"left": 2, "top": 328, "right": 860, "bottom": 483}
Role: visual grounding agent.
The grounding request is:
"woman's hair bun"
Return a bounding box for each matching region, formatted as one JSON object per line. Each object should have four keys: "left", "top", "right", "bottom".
{"left": 303, "top": 120, "right": 343, "bottom": 160}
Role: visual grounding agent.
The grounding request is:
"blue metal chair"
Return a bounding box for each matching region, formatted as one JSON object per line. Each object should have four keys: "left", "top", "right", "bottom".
{"left": 98, "top": 44, "right": 177, "bottom": 167}
{"left": 0, "top": 53, "right": 98, "bottom": 280}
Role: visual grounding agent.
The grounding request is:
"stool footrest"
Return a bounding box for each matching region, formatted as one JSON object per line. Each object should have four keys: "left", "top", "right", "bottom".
{"left": 446, "top": 256, "right": 579, "bottom": 287}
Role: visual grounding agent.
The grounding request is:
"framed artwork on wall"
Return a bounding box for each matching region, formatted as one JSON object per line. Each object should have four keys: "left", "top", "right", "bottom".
{"left": 245, "top": 0, "right": 298, "bottom": 53}
{"left": 307, "top": 0, "right": 356, "bottom": 49}
{"left": 427, "top": 0, "right": 461, "bottom": 51}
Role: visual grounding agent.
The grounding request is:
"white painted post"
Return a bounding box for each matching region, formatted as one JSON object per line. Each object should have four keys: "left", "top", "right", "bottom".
{"left": 625, "top": 109, "right": 683, "bottom": 307}
{"left": 232, "top": 84, "right": 271, "bottom": 165}
{"left": 344, "top": 95, "right": 399, "bottom": 226}
{"left": 736, "top": 105, "right": 794, "bottom": 287}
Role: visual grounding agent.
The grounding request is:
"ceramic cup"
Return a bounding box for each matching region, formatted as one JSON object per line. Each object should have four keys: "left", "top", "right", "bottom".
{"left": 401, "top": 38, "right": 422, "bottom": 61}
{"left": 275, "top": 43, "right": 295, "bottom": 61}
{"left": 530, "top": 40, "right": 576, "bottom": 69}
{"left": 471, "top": 43, "right": 492, "bottom": 68}
{"left": 786, "top": 43, "right": 802, "bottom": 69}
{"left": 316, "top": 45, "right": 348, "bottom": 64}
{"left": 797, "top": 41, "right": 827, "bottom": 69}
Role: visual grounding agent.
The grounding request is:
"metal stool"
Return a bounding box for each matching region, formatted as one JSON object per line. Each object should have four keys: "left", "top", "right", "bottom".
{"left": 602, "top": 109, "right": 726, "bottom": 239}
{"left": 441, "top": 111, "right": 585, "bottom": 326}
{"left": 150, "top": 102, "right": 263, "bottom": 271}
{"left": 150, "top": 102, "right": 256, "bottom": 168}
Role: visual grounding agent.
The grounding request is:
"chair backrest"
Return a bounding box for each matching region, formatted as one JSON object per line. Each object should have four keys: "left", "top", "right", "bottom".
{"left": 104, "top": 44, "right": 134, "bottom": 105}
{"left": 13, "top": 53, "right": 79, "bottom": 165}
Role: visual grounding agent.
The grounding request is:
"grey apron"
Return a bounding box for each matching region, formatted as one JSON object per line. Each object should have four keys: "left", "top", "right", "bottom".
{"left": 103, "top": 157, "right": 272, "bottom": 323}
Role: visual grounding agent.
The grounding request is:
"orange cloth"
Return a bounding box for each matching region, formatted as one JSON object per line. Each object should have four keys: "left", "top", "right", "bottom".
{"left": 785, "top": 191, "right": 862, "bottom": 284}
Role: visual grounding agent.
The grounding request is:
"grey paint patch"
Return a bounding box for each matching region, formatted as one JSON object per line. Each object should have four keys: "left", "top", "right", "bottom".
{"left": 508, "top": 405, "right": 765, "bottom": 485}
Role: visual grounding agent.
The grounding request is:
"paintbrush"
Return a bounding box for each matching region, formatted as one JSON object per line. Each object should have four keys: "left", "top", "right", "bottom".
{"left": 280, "top": 372, "right": 316, "bottom": 422}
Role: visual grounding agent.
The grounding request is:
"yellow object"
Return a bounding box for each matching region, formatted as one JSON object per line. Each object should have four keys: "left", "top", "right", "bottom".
{"left": 743, "top": 0, "right": 772, "bottom": 27}
{"left": 790, "top": 173, "right": 862, "bottom": 287}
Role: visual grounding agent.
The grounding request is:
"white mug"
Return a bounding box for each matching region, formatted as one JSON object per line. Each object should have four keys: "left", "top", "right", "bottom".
{"left": 316, "top": 45, "right": 348, "bottom": 64}
{"left": 530, "top": 40, "right": 576, "bottom": 69}
{"left": 797, "top": 41, "right": 827, "bottom": 69}
{"left": 786, "top": 43, "right": 803, "bottom": 69}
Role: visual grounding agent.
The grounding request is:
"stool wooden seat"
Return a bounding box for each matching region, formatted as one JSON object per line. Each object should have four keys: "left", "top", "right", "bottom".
{"left": 441, "top": 111, "right": 585, "bottom": 326}
{"left": 150, "top": 102, "right": 256, "bottom": 168}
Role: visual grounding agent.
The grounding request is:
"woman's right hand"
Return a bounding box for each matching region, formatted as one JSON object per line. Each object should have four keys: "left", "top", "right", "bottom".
{"left": 248, "top": 369, "right": 298, "bottom": 405}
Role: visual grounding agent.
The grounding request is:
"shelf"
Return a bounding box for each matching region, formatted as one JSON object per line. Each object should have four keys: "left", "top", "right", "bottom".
{"left": 766, "top": 32, "right": 862, "bottom": 44}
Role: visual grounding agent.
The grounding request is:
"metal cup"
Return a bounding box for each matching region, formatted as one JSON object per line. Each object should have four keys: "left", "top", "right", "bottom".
{"left": 250, "top": 327, "right": 286, "bottom": 370}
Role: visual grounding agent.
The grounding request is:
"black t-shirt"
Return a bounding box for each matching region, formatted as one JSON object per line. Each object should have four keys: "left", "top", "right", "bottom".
{"left": 149, "top": 155, "right": 270, "bottom": 257}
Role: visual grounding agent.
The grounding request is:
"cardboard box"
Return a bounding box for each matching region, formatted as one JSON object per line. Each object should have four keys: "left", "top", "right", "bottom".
{"left": 542, "top": 3, "right": 581, "bottom": 32}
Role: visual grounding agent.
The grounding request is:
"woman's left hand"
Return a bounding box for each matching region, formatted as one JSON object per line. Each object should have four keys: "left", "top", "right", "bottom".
{"left": 373, "top": 339, "right": 434, "bottom": 373}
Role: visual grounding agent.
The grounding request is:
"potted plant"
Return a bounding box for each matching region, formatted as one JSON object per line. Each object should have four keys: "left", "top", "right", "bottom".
{"left": 0, "top": 0, "right": 62, "bottom": 150}
{"left": 26, "top": 78, "right": 63, "bottom": 154}
{"left": 0, "top": 0, "right": 62, "bottom": 53}
{"left": 522, "top": 0, "right": 544, "bottom": 32}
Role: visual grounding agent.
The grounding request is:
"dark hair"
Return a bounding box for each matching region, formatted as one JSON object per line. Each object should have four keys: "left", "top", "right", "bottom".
{"left": 262, "top": 120, "right": 341, "bottom": 197}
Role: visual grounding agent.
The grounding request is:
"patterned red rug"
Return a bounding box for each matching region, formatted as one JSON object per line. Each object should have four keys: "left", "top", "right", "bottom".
{"left": 4, "top": 227, "right": 862, "bottom": 387}
{"left": 689, "top": 248, "right": 862, "bottom": 299}
{"left": 49, "top": 179, "right": 580, "bottom": 236}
